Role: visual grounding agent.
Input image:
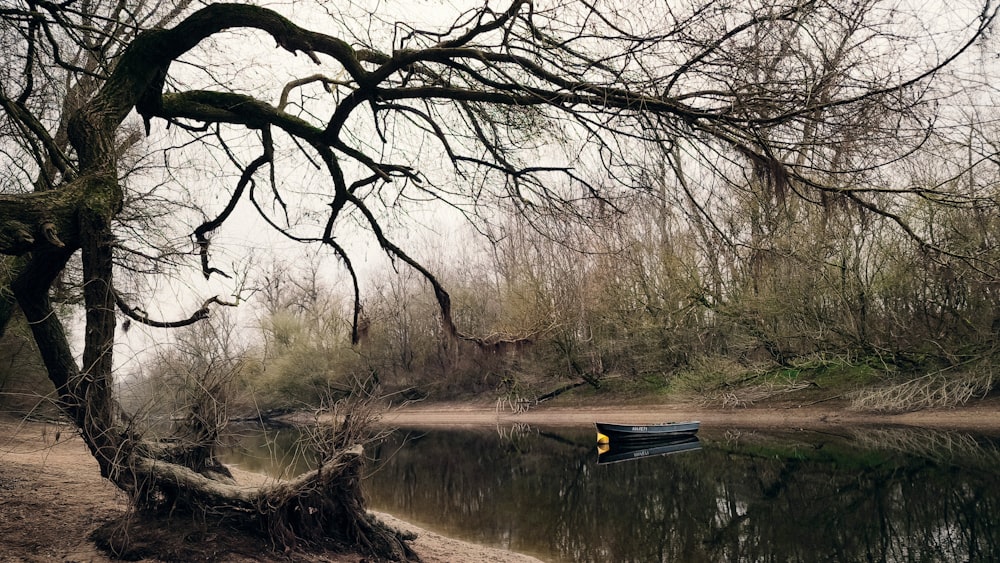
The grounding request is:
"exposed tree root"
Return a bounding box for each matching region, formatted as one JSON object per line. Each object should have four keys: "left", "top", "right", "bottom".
{"left": 115, "top": 443, "right": 416, "bottom": 561}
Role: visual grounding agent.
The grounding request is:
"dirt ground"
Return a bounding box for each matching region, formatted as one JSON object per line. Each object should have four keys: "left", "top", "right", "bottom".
{"left": 383, "top": 396, "right": 1000, "bottom": 430}
{"left": 1, "top": 398, "right": 998, "bottom": 562}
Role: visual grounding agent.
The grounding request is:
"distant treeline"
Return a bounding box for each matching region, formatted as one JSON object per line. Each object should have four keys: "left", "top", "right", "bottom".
{"left": 4, "top": 180, "right": 999, "bottom": 417}
{"left": 109, "top": 178, "right": 1000, "bottom": 417}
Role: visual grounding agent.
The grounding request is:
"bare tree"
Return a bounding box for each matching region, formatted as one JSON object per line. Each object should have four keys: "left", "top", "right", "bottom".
{"left": 0, "top": 0, "right": 995, "bottom": 558}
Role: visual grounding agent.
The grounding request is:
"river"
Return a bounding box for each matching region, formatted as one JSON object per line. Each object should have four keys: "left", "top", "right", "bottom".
{"left": 221, "top": 423, "right": 1000, "bottom": 562}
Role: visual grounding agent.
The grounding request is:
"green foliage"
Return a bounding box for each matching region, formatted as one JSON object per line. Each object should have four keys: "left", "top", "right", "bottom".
{"left": 245, "top": 264, "right": 366, "bottom": 410}
{"left": 667, "top": 356, "right": 752, "bottom": 396}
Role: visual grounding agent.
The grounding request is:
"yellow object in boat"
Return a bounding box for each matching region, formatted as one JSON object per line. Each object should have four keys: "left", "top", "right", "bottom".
{"left": 597, "top": 443, "right": 610, "bottom": 455}
{"left": 597, "top": 432, "right": 610, "bottom": 444}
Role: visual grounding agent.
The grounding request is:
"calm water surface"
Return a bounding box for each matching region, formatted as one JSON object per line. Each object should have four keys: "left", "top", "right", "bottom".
{"left": 221, "top": 423, "right": 1000, "bottom": 562}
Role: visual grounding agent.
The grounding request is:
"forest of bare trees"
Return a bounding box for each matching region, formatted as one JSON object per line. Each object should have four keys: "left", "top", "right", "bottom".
{"left": 135, "top": 179, "right": 1000, "bottom": 421}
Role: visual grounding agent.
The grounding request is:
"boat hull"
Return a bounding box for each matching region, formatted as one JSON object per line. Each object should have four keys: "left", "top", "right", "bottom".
{"left": 595, "top": 421, "right": 699, "bottom": 444}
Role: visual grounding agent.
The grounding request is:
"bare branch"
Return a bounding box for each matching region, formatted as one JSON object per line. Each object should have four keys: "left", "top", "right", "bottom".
{"left": 114, "top": 291, "right": 237, "bottom": 329}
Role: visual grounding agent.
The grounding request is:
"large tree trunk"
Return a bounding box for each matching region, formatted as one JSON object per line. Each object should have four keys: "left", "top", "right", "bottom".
{"left": 0, "top": 7, "right": 417, "bottom": 555}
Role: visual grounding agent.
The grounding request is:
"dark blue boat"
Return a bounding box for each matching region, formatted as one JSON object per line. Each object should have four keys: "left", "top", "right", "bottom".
{"left": 595, "top": 420, "right": 700, "bottom": 444}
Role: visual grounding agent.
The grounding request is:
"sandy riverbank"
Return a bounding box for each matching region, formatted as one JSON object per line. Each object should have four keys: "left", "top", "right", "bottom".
{"left": 382, "top": 397, "right": 1000, "bottom": 431}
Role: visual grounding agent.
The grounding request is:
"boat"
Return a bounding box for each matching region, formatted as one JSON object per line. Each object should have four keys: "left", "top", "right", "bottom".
{"left": 597, "top": 436, "right": 701, "bottom": 464}
{"left": 595, "top": 420, "right": 699, "bottom": 444}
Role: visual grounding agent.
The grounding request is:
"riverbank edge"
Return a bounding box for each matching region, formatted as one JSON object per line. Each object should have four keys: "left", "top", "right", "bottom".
{"left": 372, "top": 395, "right": 1000, "bottom": 431}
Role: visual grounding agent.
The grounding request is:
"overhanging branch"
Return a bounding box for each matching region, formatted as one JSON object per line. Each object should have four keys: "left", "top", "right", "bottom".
{"left": 114, "top": 291, "right": 237, "bottom": 329}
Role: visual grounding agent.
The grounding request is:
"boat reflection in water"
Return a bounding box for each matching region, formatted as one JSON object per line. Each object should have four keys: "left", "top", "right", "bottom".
{"left": 597, "top": 435, "right": 702, "bottom": 464}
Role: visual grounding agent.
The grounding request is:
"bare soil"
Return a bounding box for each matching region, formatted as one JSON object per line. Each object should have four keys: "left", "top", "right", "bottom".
{"left": 1, "top": 397, "right": 998, "bottom": 562}
{"left": 383, "top": 396, "right": 1000, "bottom": 431}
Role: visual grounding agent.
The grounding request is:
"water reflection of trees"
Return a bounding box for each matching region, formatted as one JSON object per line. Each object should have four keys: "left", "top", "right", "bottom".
{"left": 363, "top": 427, "right": 1000, "bottom": 563}
{"left": 219, "top": 425, "right": 317, "bottom": 479}
{"left": 851, "top": 427, "right": 1000, "bottom": 467}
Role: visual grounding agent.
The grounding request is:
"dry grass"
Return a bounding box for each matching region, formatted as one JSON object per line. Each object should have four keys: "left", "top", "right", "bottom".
{"left": 675, "top": 358, "right": 816, "bottom": 409}
{"left": 703, "top": 380, "right": 815, "bottom": 409}
{"left": 849, "top": 365, "right": 995, "bottom": 413}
